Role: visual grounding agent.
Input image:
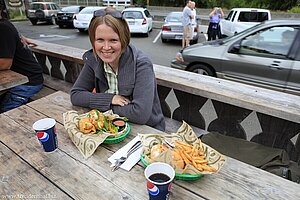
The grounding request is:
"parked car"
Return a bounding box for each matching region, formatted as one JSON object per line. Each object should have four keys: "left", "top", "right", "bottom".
{"left": 122, "top": 6, "right": 153, "bottom": 37}
{"left": 56, "top": 6, "right": 85, "bottom": 28}
{"left": 161, "top": 11, "right": 198, "bottom": 44}
{"left": 219, "top": 8, "right": 271, "bottom": 37}
{"left": 171, "top": 20, "right": 300, "bottom": 95}
{"left": 73, "top": 6, "right": 106, "bottom": 32}
{"left": 27, "top": 2, "right": 60, "bottom": 25}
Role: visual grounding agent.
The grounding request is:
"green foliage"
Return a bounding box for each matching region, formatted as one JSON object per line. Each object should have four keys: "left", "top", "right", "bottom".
{"left": 165, "top": 0, "right": 299, "bottom": 11}
{"left": 288, "top": 6, "right": 300, "bottom": 13}
{"left": 135, "top": 0, "right": 147, "bottom": 5}
{"left": 8, "top": 8, "right": 26, "bottom": 20}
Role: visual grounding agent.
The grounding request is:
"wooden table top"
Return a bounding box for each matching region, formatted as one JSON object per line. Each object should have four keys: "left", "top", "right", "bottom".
{"left": 0, "top": 91, "right": 299, "bottom": 200}
{"left": 0, "top": 70, "right": 28, "bottom": 92}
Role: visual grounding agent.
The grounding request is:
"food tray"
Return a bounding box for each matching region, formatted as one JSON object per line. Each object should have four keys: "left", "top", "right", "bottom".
{"left": 140, "top": 154, "right": 204, "bottom": 181}
{"left": 103, "top": 123, "right": 131, "bottom": 144}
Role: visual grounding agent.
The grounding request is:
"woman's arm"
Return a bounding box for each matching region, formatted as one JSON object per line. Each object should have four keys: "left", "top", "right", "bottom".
{"left": 70, "top": 61, "right": 114, "bottom": 111}
{"left": 112, "top": 56, "right": 155, "bottom": 124}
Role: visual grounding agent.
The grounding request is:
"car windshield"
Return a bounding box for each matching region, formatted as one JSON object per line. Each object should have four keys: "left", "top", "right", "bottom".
{"left": 123, "top": 11, "right": 143, "bottom": 19}
{"left": 30, "top": 4, "right": 44, "bottom": 10}
{"left": 61, "top": 6, "right": 79, "bottom": 12}
{"left": 238, "top": 11, "right": 269, "bottom": 22}
{"left": 166, "top": 12, "right": 182, "bottom": 22}
{"left": 80, "top": 7, "right": 99, "bottom": 14}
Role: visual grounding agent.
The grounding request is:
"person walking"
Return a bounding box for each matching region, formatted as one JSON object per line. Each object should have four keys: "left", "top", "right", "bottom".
{"left": 70, "top": 8, "right": 165, "bottom": 131}
{"left": 182, "top": 0, "right": 194, "bottom": 48}
{"left": 207, "top": 7, "right": 224, "bottom": 41}
{"left": 0, "top": 6, "right": 44, "bottom": 113}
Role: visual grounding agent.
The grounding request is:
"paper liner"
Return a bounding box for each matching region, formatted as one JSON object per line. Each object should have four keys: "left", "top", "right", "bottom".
{"left": 63, "top": 110, "right": 128, "bottom": 159}
{"left": 139, "top": 121, "right": 226, "bottom": 175}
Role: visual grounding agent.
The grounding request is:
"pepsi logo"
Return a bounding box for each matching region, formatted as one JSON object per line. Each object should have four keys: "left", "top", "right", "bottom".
{"left": 37, "top": 132, "right": 49, "bottom": 142}
{"left": 147, "top": 181, "right": 159, "bottom": 196}
{"left": 168, "top": 182, "right": 172, "bottom": 191}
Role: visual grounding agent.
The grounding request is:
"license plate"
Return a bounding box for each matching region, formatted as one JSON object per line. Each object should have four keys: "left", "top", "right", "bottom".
{"left": 128, "top": 21, "right": 135, "bottom": 25}
{"left": 63, "top": 17, "right": 68, "bottom": 20}
{"left": 175, "top": 35, "right": 182, "bottom": 39}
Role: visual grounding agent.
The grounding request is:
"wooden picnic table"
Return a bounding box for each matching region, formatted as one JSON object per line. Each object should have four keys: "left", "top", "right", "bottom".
{"left": 0, "top": 70, "right": 28, "bottom": 94}
{"left": 0, "top": 91, "right": 299, "bottom": 200}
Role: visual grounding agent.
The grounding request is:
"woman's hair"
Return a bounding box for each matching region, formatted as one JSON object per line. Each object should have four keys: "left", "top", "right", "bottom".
{"left": 88, "top": 7, "right": 130, "bottom": 56}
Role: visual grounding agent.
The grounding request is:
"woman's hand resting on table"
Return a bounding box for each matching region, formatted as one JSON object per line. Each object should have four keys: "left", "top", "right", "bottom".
{"left": 112, "top": 95, "right": 131, "bottom": 106}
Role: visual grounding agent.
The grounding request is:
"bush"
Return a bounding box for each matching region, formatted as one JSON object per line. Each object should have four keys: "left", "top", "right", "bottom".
{"left": 288, "top": 6, "right": 300, "bottom": 13}
{"left": 8, "top": 8, "right": 27, "bottom": 20}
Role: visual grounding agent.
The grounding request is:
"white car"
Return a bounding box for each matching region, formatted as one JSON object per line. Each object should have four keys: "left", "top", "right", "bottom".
{"left": 122, "top": 7, "right": 153, "bottom": 37}
{"left": 219, "top": 8, "right": 271, "bottom": 37}
{"left": 73, "top": 6, "right": 106, "bottom": 32}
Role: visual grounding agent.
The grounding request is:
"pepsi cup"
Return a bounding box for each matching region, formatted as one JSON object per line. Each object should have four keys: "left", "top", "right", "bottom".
{"left": 32, "top": 118, "right": 57, "bottom": 152}
{"left": 144, "top": 162, "right": 175, "bottom": 200}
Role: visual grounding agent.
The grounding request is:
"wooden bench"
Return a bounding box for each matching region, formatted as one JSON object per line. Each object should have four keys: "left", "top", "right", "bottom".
{"left": 30, "top": 39, "right": 300, "bottom": 163}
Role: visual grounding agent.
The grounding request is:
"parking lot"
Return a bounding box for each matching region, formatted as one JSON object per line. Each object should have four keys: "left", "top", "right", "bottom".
{"left": 13, "top": 20, "right": 207, "bottom": 67}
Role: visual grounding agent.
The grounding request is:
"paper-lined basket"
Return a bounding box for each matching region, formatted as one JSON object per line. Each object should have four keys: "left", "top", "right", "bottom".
{"left": 138, "top": 121, "right": 226, "bottom": 180}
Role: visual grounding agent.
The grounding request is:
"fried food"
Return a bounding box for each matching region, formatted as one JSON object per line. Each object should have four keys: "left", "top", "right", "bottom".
{"left": 78, "top": 118, "right": 96, "bottom": 134}
{"left": 172, "top": 149, "right": 185, "bottom": 169}
{"left": 149, "top": 140, "right": 217, "bottom": 173}
{"left": 173, "top": 140, "right": 217, "bottom": 173}
{"left": 150, "top": 144, "right": 168, "bottom": 160}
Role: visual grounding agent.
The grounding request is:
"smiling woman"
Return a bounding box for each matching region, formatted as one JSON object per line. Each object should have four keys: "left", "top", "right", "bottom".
{"left": 70, "top": 7, "right": 166, "bottom": 131}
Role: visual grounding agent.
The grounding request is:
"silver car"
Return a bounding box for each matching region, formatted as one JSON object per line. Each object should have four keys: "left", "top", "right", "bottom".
{"left": 161, "top": 12, "right": 199, "bottom": 44}
{"left": 171, "top": 20, "right": 300, "bottom": 95}
{"left": 27, "top": 2, "right": 60, "bottom": 25}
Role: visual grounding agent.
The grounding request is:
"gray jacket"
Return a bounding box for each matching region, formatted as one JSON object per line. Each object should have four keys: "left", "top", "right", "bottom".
{"left": 70, "top": 44, "right": 165, "bottom": 131}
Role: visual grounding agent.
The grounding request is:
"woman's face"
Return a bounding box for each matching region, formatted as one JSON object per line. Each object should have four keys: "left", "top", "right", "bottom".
{"left": 94, "top": 23, "right": 122, "bottom": 67}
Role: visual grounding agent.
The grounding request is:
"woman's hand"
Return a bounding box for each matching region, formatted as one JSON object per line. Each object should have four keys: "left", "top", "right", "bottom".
{"left": 112, "top": 95, "right": 131, "bottom": 106}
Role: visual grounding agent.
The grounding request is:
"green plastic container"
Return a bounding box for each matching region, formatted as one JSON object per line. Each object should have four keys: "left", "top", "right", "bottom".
{"left": 103, "top": 123, "right": 131, "bottom": 144}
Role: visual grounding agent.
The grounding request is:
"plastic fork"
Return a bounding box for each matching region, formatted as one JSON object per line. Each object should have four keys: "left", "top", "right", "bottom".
{"left": 112, "top": 140, "right": 142, "bottom": 171}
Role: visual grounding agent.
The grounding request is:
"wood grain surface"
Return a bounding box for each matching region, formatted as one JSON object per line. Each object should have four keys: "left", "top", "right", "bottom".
{"left": 0, "top": 70, "right": 28, "bottom": 92}
{"left": 1, "top": 91, "right": 298, "bottom": 199}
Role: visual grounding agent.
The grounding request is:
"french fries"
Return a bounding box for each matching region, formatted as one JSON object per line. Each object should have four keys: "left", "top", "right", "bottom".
{"left": 173, "top": 140, "right": 216, "bottom": 173}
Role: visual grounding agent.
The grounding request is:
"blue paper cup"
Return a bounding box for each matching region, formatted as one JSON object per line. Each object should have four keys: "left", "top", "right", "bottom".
{"left": 32, "top": 118, "right": 57, "bottom": 152}
{"left": 144, "top": 162, "right": 175, "bottom": 200}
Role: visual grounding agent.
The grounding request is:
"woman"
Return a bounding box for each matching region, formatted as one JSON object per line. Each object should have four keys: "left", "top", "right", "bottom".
{"left": 70, "top": 8, "right": 165, "bottom": 131}
{"left": 207, "top": 7, "right": 224, "bottom": 41}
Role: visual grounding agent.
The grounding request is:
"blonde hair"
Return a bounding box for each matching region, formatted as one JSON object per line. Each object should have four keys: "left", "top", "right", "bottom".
{"left": 88, "top": 8, "right": 130, "bottom": 57}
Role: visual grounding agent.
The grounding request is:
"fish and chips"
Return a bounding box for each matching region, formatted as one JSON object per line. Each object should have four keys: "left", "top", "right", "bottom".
{"left": 150, "top": 140, "right": 216, "bottom": 173}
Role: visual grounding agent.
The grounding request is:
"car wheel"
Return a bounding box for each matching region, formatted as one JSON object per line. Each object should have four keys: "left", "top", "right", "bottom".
{"left": 78, "top": 28, "right": 85, "bottom": 33}
{"left": 30, "top": 19, "right": 38, "bottom": 25}
{"left": 188, "top": 64, "right": 215, "bottom": 76}
{"left": 144, "top": 30, "right": 149, "bottom": 37}
{"left": 35, "top": 10, "right": 44, "bottom": 19}
{"left": 191, "top": 39, "right": 198, "bottom": 45}
{"left": 58, "top": 25, "right": 64, "bottom": 28}
{"left": 161, "top": 38, "right": 167, "bottom": 43}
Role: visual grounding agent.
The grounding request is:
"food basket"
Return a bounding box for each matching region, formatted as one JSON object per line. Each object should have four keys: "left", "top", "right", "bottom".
{"left": 103, "top": 123, "right": 131, "bottom": 144}
{"left": 138, "top": 121, "right": 226, "bottom": 181}
{"left": 140, "top": 154, "right": 204, "bottom": 181}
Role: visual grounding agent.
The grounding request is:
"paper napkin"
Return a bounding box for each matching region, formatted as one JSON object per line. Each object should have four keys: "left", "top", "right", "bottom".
{"left": 108, "top": 136, "right": 142, "bottom": 171}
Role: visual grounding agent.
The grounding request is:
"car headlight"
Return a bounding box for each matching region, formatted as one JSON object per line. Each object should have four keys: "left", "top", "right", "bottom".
{"left": 175, "top": 52, "right": 184, "bottom": 62}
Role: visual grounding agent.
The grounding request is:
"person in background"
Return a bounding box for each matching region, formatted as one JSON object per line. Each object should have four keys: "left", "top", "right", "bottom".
{"left": 182, "top": 0, "right": 194, "bottom": 48}
{"left": 70, "top": 8, "right": 165, "bottom": 131}
{"left": 190, "top": 1, "right": 197, "bottom": 26}
{"left": 0, "top": 7, "right": 44, "bottom": 113}
{"left": 207, "top": 7, "right": 224, "bottom": 41}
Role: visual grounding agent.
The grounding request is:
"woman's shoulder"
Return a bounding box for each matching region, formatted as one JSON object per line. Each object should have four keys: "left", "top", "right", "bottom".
{"left": 82, "top": 49, "right": 95, "bottom": 61}
{"left": 82, "top": 49, "right": 102, "bottom": 69}
{"left": 128, "top": 44, "right": 150, "bottom": 61}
